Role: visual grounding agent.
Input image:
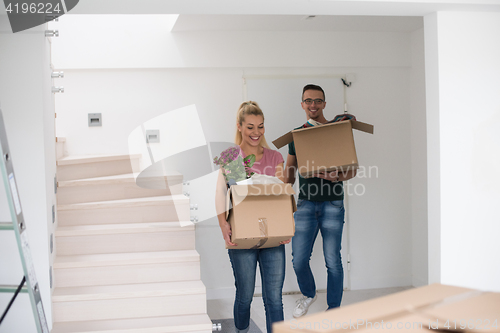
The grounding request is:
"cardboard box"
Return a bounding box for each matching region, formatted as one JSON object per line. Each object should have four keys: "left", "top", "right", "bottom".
{"left": 273, "top": 283, "right": 500, "bottom": 333}
{"left": 225, "top": 183, "right": 296, "bottom": 249}
{"left": 273, "top": 120, "right": 374, "bottom": 178}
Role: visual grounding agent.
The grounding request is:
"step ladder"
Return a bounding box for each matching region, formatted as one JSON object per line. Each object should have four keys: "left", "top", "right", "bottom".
{"left": 0, "top": 109, "right": 49, "bottom": 333}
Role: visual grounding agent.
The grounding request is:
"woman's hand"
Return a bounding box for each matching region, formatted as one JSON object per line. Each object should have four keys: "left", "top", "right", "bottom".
{"left": 220, "top": 221, "right": 237, "bottom": 247}
{"left": 280, "top": 238, "right": 291, "bottom": 245}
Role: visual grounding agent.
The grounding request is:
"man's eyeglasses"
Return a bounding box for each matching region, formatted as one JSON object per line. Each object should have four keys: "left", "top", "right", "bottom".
{"left": 302, "top": 99, "right": 325, "bottom": 105}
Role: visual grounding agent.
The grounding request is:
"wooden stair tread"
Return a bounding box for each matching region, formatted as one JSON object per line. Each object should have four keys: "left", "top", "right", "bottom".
{"left": 56, "top": 221, "right": 194, "bottom": 236}
{"left": 52, "top": 280, "right": 206, "bottom": 302}
{"left": 57, "top": 195, "right": 189, "bottom": 211}
{"left": 58, "top": 172, "right": 183, "bottom": 187}
{"left": 57, "top": 154, "right": 142, "bottom": 166}
{"left": 54, "top": 250, "right": 200, "bottom": 268}
{"left": 51, "top": 314, "right": 212, "bottom": 333}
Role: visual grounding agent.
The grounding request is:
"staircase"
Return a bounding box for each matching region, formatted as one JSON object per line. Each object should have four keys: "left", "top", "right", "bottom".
{"left": 51, "top": 150, "right": 212, "bottom": 333}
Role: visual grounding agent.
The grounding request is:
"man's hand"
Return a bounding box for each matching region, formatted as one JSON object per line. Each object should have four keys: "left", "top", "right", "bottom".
{"left": 313, "top": 170, "right": 340, "bottom": 182}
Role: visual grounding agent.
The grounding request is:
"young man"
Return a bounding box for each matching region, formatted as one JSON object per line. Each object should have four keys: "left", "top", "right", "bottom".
{"left": 285, "top": 84, "right": 356, "bottom": 317}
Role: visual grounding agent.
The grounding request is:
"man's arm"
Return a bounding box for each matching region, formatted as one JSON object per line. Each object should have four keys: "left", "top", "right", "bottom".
{"left": 339, "top": 168, "right": 357, "bottom": 181}
{"left": 284, "top": 154, "right": 298, "bottom": 185}
{"left": 314, "top": 168, "right": 357, "bottom": 182}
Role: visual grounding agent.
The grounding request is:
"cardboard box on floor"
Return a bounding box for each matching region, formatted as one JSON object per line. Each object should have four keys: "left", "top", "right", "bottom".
{"left": 225, "top": 183, "right": 296, "bottom": 249}
{"left": 273, "top": 120, "right": 374, "bottom": 178}
{"left": 273, "top": 283, "right": 500, "bottom": 333}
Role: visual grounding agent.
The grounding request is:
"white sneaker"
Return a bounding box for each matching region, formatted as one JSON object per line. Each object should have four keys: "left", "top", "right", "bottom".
{"left": 293, "top": 294, "right": 317, "bottom": 318}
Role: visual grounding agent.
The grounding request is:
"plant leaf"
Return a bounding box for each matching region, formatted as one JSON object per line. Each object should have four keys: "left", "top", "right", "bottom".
{"left": 244, "top": 154, "right": 256, "bottom": 167}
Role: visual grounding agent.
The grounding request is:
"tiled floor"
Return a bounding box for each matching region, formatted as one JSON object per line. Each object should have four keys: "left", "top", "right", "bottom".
{"left": 208, "top": 286, "right": 413, "bottom": 332}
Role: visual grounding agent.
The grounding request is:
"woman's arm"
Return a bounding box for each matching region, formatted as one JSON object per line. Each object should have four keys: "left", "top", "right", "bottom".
{"left": 215, "top": 168, "right": 236, "bottom": 247}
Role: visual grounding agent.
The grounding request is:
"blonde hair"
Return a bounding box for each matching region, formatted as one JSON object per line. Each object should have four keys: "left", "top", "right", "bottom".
{"left": 234, "top": 101, "right": 270, "bottom": 148}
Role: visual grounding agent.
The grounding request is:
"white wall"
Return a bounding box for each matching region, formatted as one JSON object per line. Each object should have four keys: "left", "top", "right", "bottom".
{"left": 0, "top": 18, "right": 55, "bottom": 331}
{"left": 51, "top": 15, "right": 426, "bottom": 297}
{"left": 423, "top": 12, "right": 442, "bottom": 285}
{"left": 424, "top": 12, "right": 500, "bottom": 291}
{"left": 410, "top": 28, "right": 428, "bottom": 287}
{"left": 51, "top": 15, "right": 411, "bottom": 69}
{"left": 346, "top": 67, "right": 413, "bottom": 289}
{"left": 54, "top": 68, "right": 243, "bottom": 156}
{"left": 43, "top": 36, "right": 57, "bottom": 308}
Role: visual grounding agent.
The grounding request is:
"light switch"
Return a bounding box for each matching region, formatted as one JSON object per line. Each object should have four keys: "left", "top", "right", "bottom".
{"left": 88, "top": 113, "right": 102, "bottom": 127}
{"left": 146, "top": 129, "right": 160, "bottom": 143}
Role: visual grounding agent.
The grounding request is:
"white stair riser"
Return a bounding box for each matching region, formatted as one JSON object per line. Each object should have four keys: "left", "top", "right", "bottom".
{"left": 57, "top": 182, "right": 182, "bottom": 205}
{"left": 56, "top": 141, "right": 65, "bottom": 160}
{"left": 51, "top": 314, "right": 213, "bottom": 333}
{"left": 53, "top": 294, "right": 206, "bottom": 322}
{"left": 56, "top": 232, "right": 195, "bottom": 255}
{"left": 55, "top": 261, "right": 200, "bottom": 287}
{"left": 57, "top": 203, "right": 189, "bottom": 226}
{"left": 58, "top": 159, "right": 140, "bottom": 181}
{"left": 154, "top": 330, "right": 211, "bottom": 333}
{"left": 52, "top": 326, "right": 212, "bottom": 333}
{"left": 52, "top": 328, "right": 212, "bottom": 333}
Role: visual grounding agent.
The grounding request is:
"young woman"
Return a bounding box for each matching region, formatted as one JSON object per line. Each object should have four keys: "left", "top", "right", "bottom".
{"left": 215, "top": 101, "right": 290, "bottom": 333}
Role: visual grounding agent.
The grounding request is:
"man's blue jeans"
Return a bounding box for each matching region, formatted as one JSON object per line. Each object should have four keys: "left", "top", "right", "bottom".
{"left": 291, "top": 199, "right": 345, "bottom": 309}
{"left": 228, "top": 245, "right": 285, "bottom": 333}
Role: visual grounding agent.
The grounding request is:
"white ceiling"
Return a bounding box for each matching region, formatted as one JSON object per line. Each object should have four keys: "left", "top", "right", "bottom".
{"left": 171, "top": 15, "right": 423, "bottom": 33}
{"left": 63, "top": 0, "right": 498, "bottom": 34}
{"left": 2, "top": 0, "right": 497, "bottom": 34}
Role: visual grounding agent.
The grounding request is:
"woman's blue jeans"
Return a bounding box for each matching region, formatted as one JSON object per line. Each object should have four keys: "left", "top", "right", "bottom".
{"left": 291, "top": 199, "right": 345, "bottom": 309}
{"left": 228, "top": 245, "right": 285, "bottom": 333}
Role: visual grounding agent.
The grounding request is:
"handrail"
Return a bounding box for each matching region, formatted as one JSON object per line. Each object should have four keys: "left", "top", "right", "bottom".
{"left": 0, "top": 284, "right": 28, "bottom": 294}
{"left": 0, "top": 222, "right": 14, "bottom": 230}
